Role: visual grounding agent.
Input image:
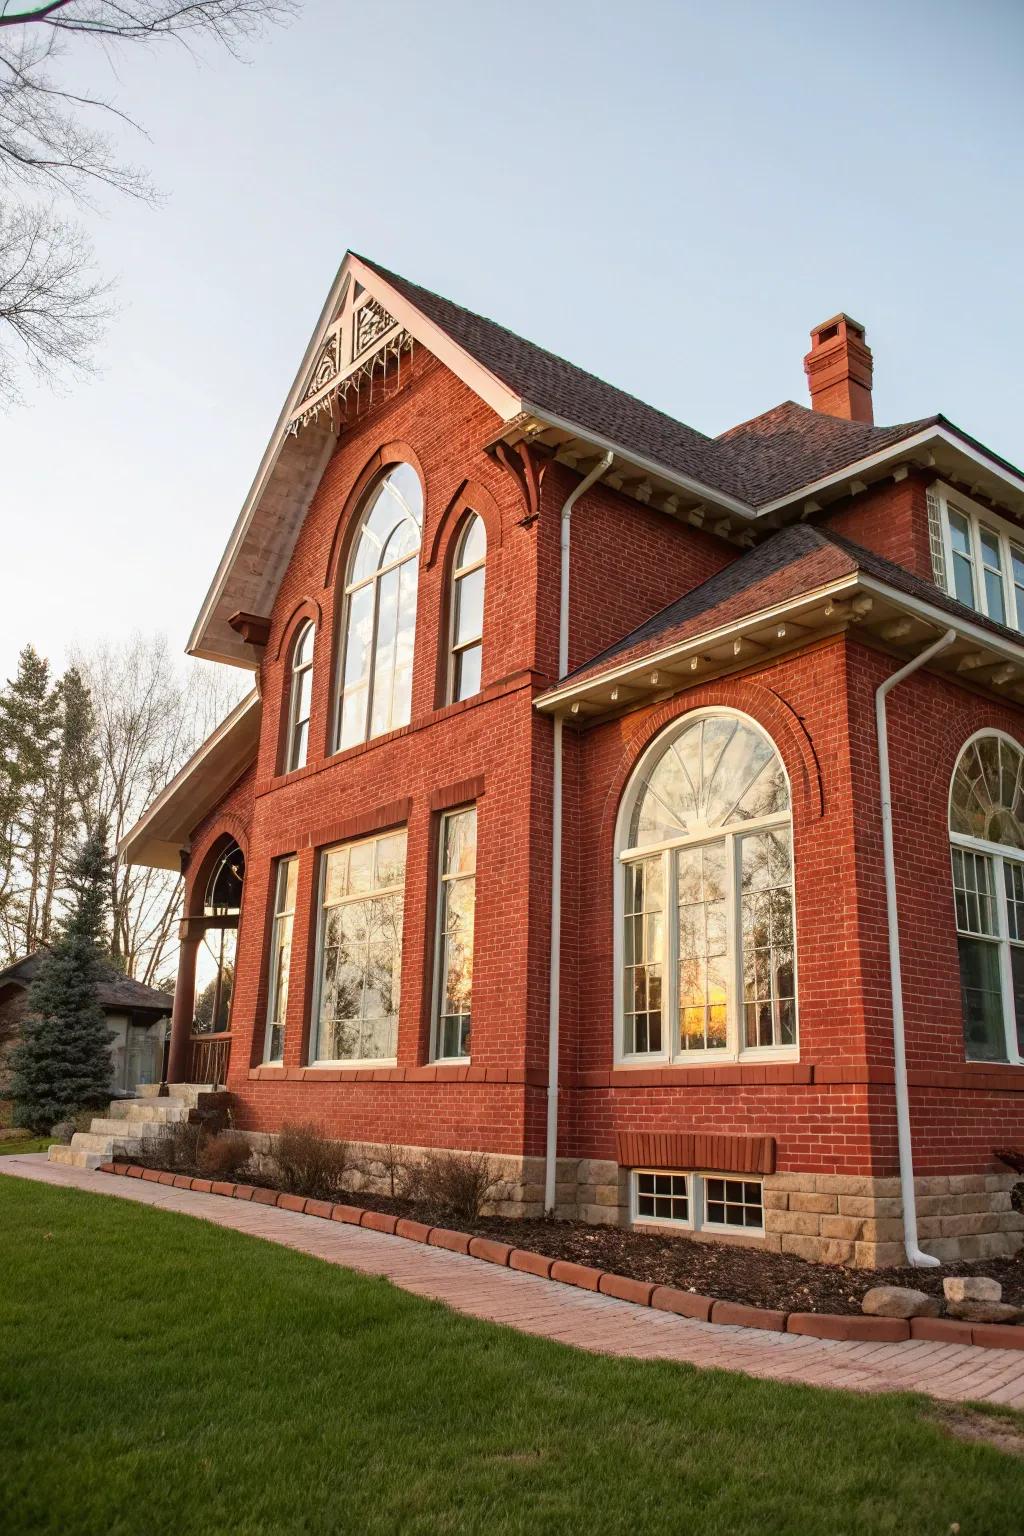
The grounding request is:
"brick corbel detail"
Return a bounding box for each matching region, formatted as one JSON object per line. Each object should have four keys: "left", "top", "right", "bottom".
{"left": 615, "top": 1130, "right": 777, "bottom": 1176}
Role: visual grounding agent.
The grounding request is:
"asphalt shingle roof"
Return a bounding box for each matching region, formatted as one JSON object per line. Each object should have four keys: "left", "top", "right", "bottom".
{"left": 0, "top": 952, "right": 172, "bottom": 1013}
{"left": 358, "top": 257, "right": 939, "bottom": 509}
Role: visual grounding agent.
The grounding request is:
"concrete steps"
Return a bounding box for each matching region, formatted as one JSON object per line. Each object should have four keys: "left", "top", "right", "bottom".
{"left": 46, "top": 1084, "right": 216, "bottom": 1171}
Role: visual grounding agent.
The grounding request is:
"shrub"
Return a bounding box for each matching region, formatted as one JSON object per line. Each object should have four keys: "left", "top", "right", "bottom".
{"left": 197, "top": 1130, "right": 253, "bottom": 1181}
{"left": 50, "top": 1120, "right": 77, "bottom": 1145}
{"left": 273, "top": 1122, "right": 349, "bottom": 1201}
{"left": 139, "top": 1118, "right": 203, "bottom": 1173}
{"left": 404, "top": 1149, "right": 498, "bottom": 1222}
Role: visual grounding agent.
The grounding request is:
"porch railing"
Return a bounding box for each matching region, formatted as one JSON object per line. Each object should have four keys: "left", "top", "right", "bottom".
{"left": 188, "top": 1032, "right": 232, "bottom": 1087}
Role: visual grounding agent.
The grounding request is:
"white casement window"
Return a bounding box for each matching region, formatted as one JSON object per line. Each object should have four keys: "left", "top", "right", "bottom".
{"left": 312, "top": 829, "right": 407, "bottom": 1064}
{"left": 631, "top": 1170, "right": 765, "bottom": 1235}
{"left": 936, "top": 487, "right": 1024, "bottom": 632}
{"left": 949, "top": 731, "right": 1024, "bottom": 1064}
{"left": 335, "top": 463, "right": 422, "bottom": 752}
{"left": 616, "top": 710, "right": 797, "bottom": 1065}
{"left": 448, "top": 514, "right": 486, "bottom": 703}
{"left": 285, "top": 622, "right": 315, "bottom": 772}
{"left": 432, "top": 806, "right": 476, "bottom": 1060}
{"left": 264, "top": 857, "right": 298, "bottom": 1063}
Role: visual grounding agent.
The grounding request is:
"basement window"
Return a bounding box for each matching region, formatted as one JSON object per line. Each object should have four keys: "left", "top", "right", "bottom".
{"left": 631, "top": 1170, "right": 764, "bottom": 1235}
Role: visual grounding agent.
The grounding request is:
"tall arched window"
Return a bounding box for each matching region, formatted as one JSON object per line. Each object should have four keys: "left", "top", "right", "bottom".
{"left": 616, "top": 711, "right": 796, "bottom": 1064}
{"left": 335, "top": 463, "right": 422, "bottom": 751}
{"left": 949, "top": 731, "right": 1024, "bottom": 1063}
{"left": 284, "top": 620, "right": 315, "bottom": 772}
{"left": 448, "top": 513, "right": 486, "bottom": 702}
{"left": 194, "top": 841, "right": 245, "bottom": 1039}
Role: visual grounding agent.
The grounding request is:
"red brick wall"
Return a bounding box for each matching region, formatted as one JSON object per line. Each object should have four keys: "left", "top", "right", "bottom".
{"left": 820, "top": 472, "right": 934, "bottom": 579}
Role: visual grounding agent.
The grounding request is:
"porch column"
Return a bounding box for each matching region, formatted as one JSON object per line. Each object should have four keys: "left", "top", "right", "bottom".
{"left": 166, "top": 929, "right": 200, "bottom": 1083}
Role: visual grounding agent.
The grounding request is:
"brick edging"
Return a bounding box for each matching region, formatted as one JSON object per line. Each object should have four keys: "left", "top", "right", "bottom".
{"left": 99, "top": 1164, "right": 1024, "bottom": 1353}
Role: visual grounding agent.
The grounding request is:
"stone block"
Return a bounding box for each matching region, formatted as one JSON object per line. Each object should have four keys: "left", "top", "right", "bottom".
{"left": 577, "top": 1203, "right": 623, "bottom": 1226}
{"left": 781, "top": 1234, "right": 853, "bottom": 1265}
{"left": 858, "top": 1218, "right": 905, "bottom": 1243}
{"left": 940, "top": 1213, "right": 999, "bottom": 1237}
{"left": 789, "top": 1192, "right": 838, "bottom": 1215}
{"left": 766, "top": 1174, "right": 815, "bottom": 1192}
{"left": 576, "top": 1159, "right": 615, "bottom": 1185}
{"left": 944, "top": 1275, "right": 1002, "bottom": 1303}
{"left": 948, "top": 1174, "right": 987, "bottom": 1194}
{"left": 916, "top": 1176, "right": 951, "bottom": 1195}
{"left": 819, "top": 1215, "right": 865, "bottom": 1241}
{"left": 766, "top": 1209, "right": 820, "bottom": 1237}
{"left": 838, "top": 1195, "right": 902, "bottom": 1219}
{"left": 763, "top": 1191, "right": 789, "bottom": 1210}
{"left": 853, "top": 1241, "right": 908, "bottom": 1268}
{"left": 946, "top": 1300, "right": 1024, "bottom": 1325}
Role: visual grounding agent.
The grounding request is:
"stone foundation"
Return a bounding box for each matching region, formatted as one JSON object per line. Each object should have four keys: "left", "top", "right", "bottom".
{"left": 235, "top": 1130, "right": 1024, "bottom": 1267}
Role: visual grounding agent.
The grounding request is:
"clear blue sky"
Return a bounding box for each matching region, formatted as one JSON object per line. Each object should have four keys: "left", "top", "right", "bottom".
{"left": 2, "top": 0, "right": 1022, "bottom": 683}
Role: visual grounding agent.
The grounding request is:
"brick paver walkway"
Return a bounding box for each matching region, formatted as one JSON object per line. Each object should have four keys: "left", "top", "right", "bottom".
{"left": 5, "top": 1153, "right": 1024, "bottom": 1406}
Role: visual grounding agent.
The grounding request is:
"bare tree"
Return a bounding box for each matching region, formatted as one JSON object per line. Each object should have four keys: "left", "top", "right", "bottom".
{"left": 0, "top": 0, "right": 294, "bottom": 404}
{"left": 72, "top": 633, "right": 246, "bottom": 984}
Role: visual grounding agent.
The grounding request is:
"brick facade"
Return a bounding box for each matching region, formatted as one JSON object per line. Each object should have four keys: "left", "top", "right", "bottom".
{"left": 173, "top": 349, "right": 1024, "bottom": 1267}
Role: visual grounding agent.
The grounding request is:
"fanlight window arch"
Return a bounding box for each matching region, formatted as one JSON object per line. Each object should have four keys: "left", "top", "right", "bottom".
{"left": 204, "top": 841, "right": 245, "bottom": 916}
{"left": 618, "top": 713, "right": 797, "bottom": 1064}
{"left": 949, "top": 731, "right": 1024, "bottom": 1063}
{"left": 448, "top": 513, "right": 486, "bottom": 703}
{"left": 335, "top": 462, "right": 422, "bottom": 751}
{"left": 284, "top": 620, "right": 315, "bottom": 773}
{"left": 196, "top": 841, "right": 245, "bottom": 1038}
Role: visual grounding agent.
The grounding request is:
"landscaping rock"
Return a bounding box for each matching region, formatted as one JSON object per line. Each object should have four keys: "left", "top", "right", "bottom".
{"left": 943, "top": 1275, "right": 1001, "bottom": 1304}
{"left": 861, "top": 1286, "right": 940, "bottom": 1319}
{"left": 945, "top": 1299, "right": 1023, "bottom": 1324}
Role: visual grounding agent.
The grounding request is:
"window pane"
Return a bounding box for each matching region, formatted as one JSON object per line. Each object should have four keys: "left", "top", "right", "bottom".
{"left": 948, "top": 510, "right": 976, "bottom": 608}
{"left": 454, "top": 644, "right": 482, "bottom": 702}
{"left": 678, "top": 840, "right": 728, "bottom": 1052}
{"left": 624, "top": 856, "right": 663, "bottom": 1054}
{"left": 703, "top": 1175, "right": 763, "bottom": 1231}
{"left": 266, "top": 858, "right": 295, "bottom": 1064}
{"left": 630, "top": 717, "right": 788, "bottom": 849}
{"left": 951, "top": 848, "right": 997, "bottom": 936}
{"left": 369, "top": 564, "right": 401, "bottom": 738}
{"left": 1011, "top": 946, "right": 1024, "bottom": 1058}
{"left": 457, "top": 513, "right": 486, "bottom": 568}
{"left": 454, "top": 566, "right": 485, "bottom": 647}
{"left": 436, "top": 809, "right": 477, "bottom": 1060}
{"left": 958, "top": 937, "right": 1007, "bottom": 1061}
{"left": 316, "top": 832, "right": 406, "bottom": 1061}
{"left": 740, "top": 830, "right": 796, "bottom": 1049}
{"left": 294, "top": 622, "right": 314, "bottom": 670}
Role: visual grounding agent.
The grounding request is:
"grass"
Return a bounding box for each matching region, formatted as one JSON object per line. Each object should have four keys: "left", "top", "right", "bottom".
{"left": 0, "top": 1136, "right": 54, "bottom": 1156}
{"left": 1, "top": 1180, "right": 1023, "bottom": 1536}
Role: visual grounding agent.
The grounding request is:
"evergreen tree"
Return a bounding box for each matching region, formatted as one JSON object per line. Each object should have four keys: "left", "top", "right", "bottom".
{"left": 9, "top": 822, "right": 115, "bottom": 1133}
{"left": 0, "top": 647, "right": 61, "bottom": 958}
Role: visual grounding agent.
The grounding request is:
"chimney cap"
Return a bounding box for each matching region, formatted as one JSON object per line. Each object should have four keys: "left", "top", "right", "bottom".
{"left": 809, "top": 313, "right": 867, "bottom": 347}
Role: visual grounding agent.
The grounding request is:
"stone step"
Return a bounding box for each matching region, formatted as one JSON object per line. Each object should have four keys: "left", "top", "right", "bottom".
{"left": 135, "top": 1083, "right": 215, "bottom": 1104}
{"left": 47, "top": 1143, "right": 106, "bottom": 1170}
{"left": 105, "top": 1100, "right": 190, "bottom": 1124}
{"left": 88, "top": 1117, "right": 170, "bottom": 1141}
{"left": 69, "top": 1131, "right": 144, "bottom": 1155}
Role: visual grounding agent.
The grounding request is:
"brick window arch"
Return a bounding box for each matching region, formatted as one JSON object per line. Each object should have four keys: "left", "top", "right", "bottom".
{"left": 614, "top": 708, "right": 797, "bottom": 1066}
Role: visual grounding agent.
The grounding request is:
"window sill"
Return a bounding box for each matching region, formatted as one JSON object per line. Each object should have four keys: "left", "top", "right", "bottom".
{"left": 247, "top": 1063, "right": 547, "bottom": 1086}
{"left": 614, "top": 1048, "right": 800, "bottom": 1071}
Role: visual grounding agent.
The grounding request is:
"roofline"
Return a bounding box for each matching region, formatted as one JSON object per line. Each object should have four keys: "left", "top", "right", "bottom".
{"left": 117, "top": 689, "right": 260, "bottom": 866}
{"left": 534, "top": 569, "right": 1024, "bottom": 713}
{"left": 754, "top": 425, "right": 1024, "bottom": 517}
{"left": 518, "top": 401, "right": 756, "bottom": 519}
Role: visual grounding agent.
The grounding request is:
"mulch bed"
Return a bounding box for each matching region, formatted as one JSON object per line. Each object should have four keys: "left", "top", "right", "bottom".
{"left": 129, "top": 1148, "right": 1024, "bottom": 1315}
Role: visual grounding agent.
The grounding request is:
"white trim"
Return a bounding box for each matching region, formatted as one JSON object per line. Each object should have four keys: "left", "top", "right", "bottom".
{"left": 263, "top": 856, "right": 297, "bottom": 1065}
{"left": 630, "top": 1168, "right": 765, "bottom": 1236}
{"left": 934, "top": 483, "right": 1024, "bottom": 633}
{"left": 430, "top": 805, "right": 477, "bottom": 1064}
{"left": 446, "top": 514, "right": 486, "bottom": 705}
{"left": 284, "top": 622, "right": 315, "bottom": 774}
{"left": 612, "top": 708, "right": 798, "bottom": 1068}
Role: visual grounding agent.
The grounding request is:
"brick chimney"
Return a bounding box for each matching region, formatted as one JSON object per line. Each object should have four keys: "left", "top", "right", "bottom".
{"left": 803, "top": 314, "right": 873, "bottom": 424}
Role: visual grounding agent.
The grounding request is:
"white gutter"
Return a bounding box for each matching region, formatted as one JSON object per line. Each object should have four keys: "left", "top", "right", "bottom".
{"left": 875, "top": 627, "right": 957, "bottom": 1266}
{"left": 545, "top": 450, "right": 614, "bottom": 1213}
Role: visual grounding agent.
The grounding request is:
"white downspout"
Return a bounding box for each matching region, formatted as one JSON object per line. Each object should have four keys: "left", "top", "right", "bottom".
{"left": 875, "top": 626, "right": 956, "bottom": 1266}
{"left": 545, "top": 450, "right": 614, "bottom": 1213}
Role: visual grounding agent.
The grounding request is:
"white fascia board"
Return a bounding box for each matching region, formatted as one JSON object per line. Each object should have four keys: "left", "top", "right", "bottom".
{"left": 855, "top": 574, "right": 1024, "bottom": 668}
{"left": 518, "top": 401, "right": 756, "bottom": 521}
{"left": 755, "top": 426, "right": 1024, "bottom": 520}
{"left": 117, "top": 690, "right": 260, "bottom": 865}
{"left": 534, "top": 574, "right": 863, "bottom": 712}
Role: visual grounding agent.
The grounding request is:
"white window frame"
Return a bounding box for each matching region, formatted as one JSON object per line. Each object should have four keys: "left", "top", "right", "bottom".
{"left": 936, "top": 484, "right": 1024, "bottom": 632}
{"left": 309, "top": 828, "right": 407, "bottom": 1068}
{"left": 630, "top": 1169, "right": 765, "bottom": 1236}
{"left": 613, "top": 708, "right": 799, "bottom": 1068}
{"left": 284, "top": 622, "right": 315, "bottom": 773}
{"left": 431, "top": 805, "right": 477, "bottom": 1063}
{"left": 263, "top": 856, "right": 297, "bottom": 1063}
{"left": 333, "top": 466, "right": 422, "bottom": 753}
{"left": 447, "top": 515, "right": 486, "bottom": 704}
{"left": 949, "top": 728, "right": 1024, "bottom": 1066}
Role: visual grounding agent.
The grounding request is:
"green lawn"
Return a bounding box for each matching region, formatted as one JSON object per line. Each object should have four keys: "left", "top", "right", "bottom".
{"left": 0, "top": 1136, "right": 54, "bottom": 1156}
{"left": 1, "top": 1180, "right": 1022, "bottom": 1536}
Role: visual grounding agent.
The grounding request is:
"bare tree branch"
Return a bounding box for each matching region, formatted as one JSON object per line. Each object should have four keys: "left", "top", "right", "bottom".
{"left": 0, "top": 0, "right": 294, "bottom": 404}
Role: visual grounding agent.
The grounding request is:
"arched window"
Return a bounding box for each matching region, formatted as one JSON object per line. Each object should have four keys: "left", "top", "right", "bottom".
{"left": 195, "top": 841, "right": 245, "bottom": 1039}
{"left": 448, "top": 513, "right": 486, "bottom": 702}
{"left": 284, "top": 620, "right": 315, "bottom": 772}
{"left": 949, "top": 731, "right": 1024, "bottom": 1063}
{"left": 335, "top": 463, "right": 422, "bottom": 751}
{"left": 616, "top": 712, "right": 796, "bottom": 1063}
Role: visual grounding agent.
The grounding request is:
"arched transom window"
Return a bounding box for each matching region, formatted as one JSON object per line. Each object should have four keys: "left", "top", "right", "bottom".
{"left": 335, "top": 463, "right": 422, "bottom": 751}
{"left": 284, "top": 620, "right": 315, "bottom": 772}
{"left": 949, "top": 732, "right": 1024, "bottom": 1063}
{"left": 617, "top": 712, "right": 796, "bottom": 1064}
{"left": 448, "top": 513, "right": 486, "bottom": 702}
{"left": 195, "top": 841, "right": 245, "bottom": 1038}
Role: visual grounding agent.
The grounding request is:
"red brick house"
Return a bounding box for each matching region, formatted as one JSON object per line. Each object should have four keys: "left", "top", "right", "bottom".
{"left": 119, "top": 257, "right": 1024, "bottom": 1268}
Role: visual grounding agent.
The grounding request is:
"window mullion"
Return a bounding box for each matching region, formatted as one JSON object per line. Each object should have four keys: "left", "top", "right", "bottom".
{"left": 726, "top": 832, "right": 740, "bottom": 1059}
{"left": 940, "top": 503, "right": 956, "bottom": 602}
{"left": 994, "top": 854, "right": 1017, "bottom": 1062}
{"left": 969, "top": 515, "right": 986, "bottom": 614}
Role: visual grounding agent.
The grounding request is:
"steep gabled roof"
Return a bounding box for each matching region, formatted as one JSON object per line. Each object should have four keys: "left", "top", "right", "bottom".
{"left": 0, "top": 952, "right": 172, "bottom": 1012}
